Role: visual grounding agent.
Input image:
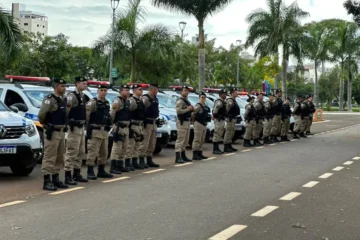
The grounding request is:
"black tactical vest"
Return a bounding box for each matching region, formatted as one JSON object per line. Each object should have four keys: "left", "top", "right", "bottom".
{"left": 257, "top": 101, "right": 265, "bottom": 117}
{"left": 195, "top": 103, "right": 211, "bottom": 126}
{"left": 89, "top": 98, "right": 111, "bottom": 125}
{"left": 273, "top": 98, "right": 283, "bottom": 114}
{"left": 177, "top": 98, "right": 192, "bottom": 122}
{"left": 301, "top": 102, "right": 310, "bottom": 117}
{"left": 265, "top": 101, "right": 275, "bottom": 117}
{"left": 294, "top": 102, "right": 301, "bottom": 115}
{"left": 213, "top": 99, "right": 227, "bottom": 120}
{"left": 246, "top": 104, "right": 256, "bottom": 120}
{"left": 281, "top": 104, "right": 292, "bottom": 118}
{"left": 227, "top": 98, "right": 240, "bottom": 119}
{"left": 46, "top": 94, "right": 67, "bottom": 125}
{"left": 68, "top": 91, "right": 86, "bottom": 121}
{"left": 308, "top": 101, "right": 316, "bottom": 114}
{"left": 114, "top": 96, "right": 131, "bottom": 122}
{"left": 144, "top": 94, "right": 159, "bottom": 119}
{"left": 131, "top": 96, "right": 145, "bottom": 121}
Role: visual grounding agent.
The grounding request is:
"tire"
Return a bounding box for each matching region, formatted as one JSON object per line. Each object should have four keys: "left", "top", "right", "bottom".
{"left": 153, "top": 144, "right": 162, "bottom": 155}
{"left": 37, "top": 129, "right": 44, "bottom": 164}
{"left": 10, "top": 165, "right": 35, "bottom": 176}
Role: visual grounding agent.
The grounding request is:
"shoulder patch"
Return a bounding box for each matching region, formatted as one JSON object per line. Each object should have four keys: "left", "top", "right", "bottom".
{"left": 87, "top": 101, "right": 92, "bottom": 106}
{"left": 44, "top": 99, "right": 51, "bottom": 104}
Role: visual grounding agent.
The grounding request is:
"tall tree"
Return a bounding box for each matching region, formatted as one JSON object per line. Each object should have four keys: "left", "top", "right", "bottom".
{"left": 245, "top": 0, "right": 309, "bottom": 96}
{"left": 0, "top": 8, "right": 23, "bottom": 62}
{"left": 151, "top": 0, "right": 233, "bottom": 90}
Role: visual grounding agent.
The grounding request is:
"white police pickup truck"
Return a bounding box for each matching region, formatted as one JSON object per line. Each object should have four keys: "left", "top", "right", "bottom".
{"left": 0, "top": 100, "right": 42, "bottom": 176}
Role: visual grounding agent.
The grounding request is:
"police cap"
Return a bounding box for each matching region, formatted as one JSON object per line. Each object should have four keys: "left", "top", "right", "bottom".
{"left": 275, "top": 89, "right": 282, "bottom": 94}
{"left": 182, "top": 85, "right": 190, "bottom": 90}
{"left": 98, "top": 84, "right": 108, "bottom": 90}
{"left": 132, "top": 84, "right": 142, "bottom": 90}
{"left": 229, "top": 87, "right": 238, "bottom": 94}
{"left": 150, "top": 83, "right": 159, "bottom": 88}
{"left": 246, "top": 95, "right": 255, "bottom": 102}
{"left": 74, "top": 76, "right": 87, "bottom": 83}
{"left": 53, "top": 78, "right": 67, "bottom": 84}
{"left": 120, "top": 84, "right": 130, "bottom": 90}
{"left": 199, "top": 91, "right": 206, "bottom": 97}
{"left": 219, "top": 88, "right": 227, "bottom": 95}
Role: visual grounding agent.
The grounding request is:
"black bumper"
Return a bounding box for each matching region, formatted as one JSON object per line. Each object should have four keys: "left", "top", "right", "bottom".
{"left": 0, "top": 145, "right": 40, "bottom": 168}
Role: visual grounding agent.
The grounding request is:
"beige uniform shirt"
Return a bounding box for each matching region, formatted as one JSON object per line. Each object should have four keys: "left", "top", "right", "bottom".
{"left": 176, "top": 97, "right": 192, "bottom": 115}
{"left": 38, "top": 92, "right": 66, "bottom": 128}
{"left": 213, "top": 99, "right": 225, "bottom": 114}
{"left": 110, "top": 96, "right": 126, "bottom": 123}
{"left": 66, "top": 89, "right": 86, "bottom": 124}
{"left": 225, "top": 98, "right": 236, "bottom": 112}
{"left": 141, "top": 94, "right": 156, "bottom": 120}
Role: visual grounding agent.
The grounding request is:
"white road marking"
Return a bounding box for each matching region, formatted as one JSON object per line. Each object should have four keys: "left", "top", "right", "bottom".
{"left": 333, "top": 166, "right": 344, "bottom": 171}
{"left": 302, "top": 181, "right": 319, "bottom": 188}
{"left": 102, "top": 177, "right": 130, "bottom": 183}
{"left": 251, "top": 206, "right": 279, "bottom": 217}
{"left": 144, "top": 169, "right": 165, "bottom": 174}
{"left": 291, "top": 139, "right": 298, "bottom": 141}
{"left": 352, "top": 157, "right": 360, "bottom": 160}
{"left": 312, "top": 120, "right": 330, "bottom": 123}
{"left": 49, "top": 187, "right": 85, "bottom": 195}
{"left": 279, "top": 192, "right": 302, "bottom": 201}
{"left": 318, "top": 173, "right": 333, "bottom": 179}
{"left": 0, "top": 200, "right": 26, "bottom": 208}
{"left": 208, "top": 225, "right": 247, "bottom": 240}
{"left": 269, "top": 144, "right": 276, "bottom": 146}
{"left": 224, "top": 153, "right": 236, "bottom": 156}
{"left": 256, "top": 146, "right": 264, "bottom": 149}
{"left": 203, "top": 157, "right": 216, "bottom": 162}
{"left": 343, "top": 161, "right": 354, "bottom": 165}
{"left": 175, "top": 162, "right": 193, "bottom": 167}
{"left": 280, "top": 142, "right": 286, "bottom": 144}
{"left": 241, "top": 149, "right": 252, "bottom": 152}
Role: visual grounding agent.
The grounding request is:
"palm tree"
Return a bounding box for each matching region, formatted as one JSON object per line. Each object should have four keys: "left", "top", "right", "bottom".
{"left": 151, "top": 0, "right": 234, "bottom": 90}
{"left": 302, "top": 21, "right": 333, "bottom": 107}
{"left": 245, "top": 0, "right": 309, "bottom": 96}
{"left": 0, "top": 8, "right": 23, "bottom": 62}
{"left": 95, "top": 0, "right": 172, "bottom": 82}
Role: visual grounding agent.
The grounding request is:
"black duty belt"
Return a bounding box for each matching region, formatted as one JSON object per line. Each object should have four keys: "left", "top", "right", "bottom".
{"left": 70, "top": 122, "right": 84, "bottom": 128}
{"left": 131, "top": 121, "right": 143, "bottom": 126}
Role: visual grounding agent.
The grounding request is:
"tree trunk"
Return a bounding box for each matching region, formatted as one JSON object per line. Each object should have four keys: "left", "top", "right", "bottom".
{"left": 314, "top": 62, "right": 319, "bottom": 108}
{"left": 130, "top": 55, "right": 136, "bottom": 82}
{"left": 281, "top": 52, "right": 288, "bottom": 98}
{"left": 348, "top": 68, "right": 352, "bottom": 112}
{"left": 321, "top": 61, "right": 325, "bottom": 74}
{"left": 274, "top": 53, "right": 280, "bottom": 90}
{"left": 198, "top": 20, "right": 205, "bottom": 91}
{"left": 339, "top": 62, "right": 344, "bottom": 111}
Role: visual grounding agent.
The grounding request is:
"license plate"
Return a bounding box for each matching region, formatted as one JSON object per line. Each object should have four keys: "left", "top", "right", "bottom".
{"left": 156, "top": 132, "right": 162, "bottom": 138}
{"left": 0, "top": 146, "right": 17, "bottom": 154}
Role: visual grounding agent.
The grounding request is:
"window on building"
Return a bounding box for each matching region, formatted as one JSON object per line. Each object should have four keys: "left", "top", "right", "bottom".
{"left": 43, "top": 26, "right": 45, "bottom": 28}
{"left": 42, "top": 33, "right": 45, "bottom": 36}
{"left": 37, "top": 24, "right": 39, "bottom": 27}
{"left": 24, "top": 23, "right": 28, "bottom": 26}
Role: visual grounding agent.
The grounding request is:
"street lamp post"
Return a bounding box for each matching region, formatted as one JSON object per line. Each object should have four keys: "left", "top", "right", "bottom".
{"left": 109, "top": 0, "right": 120, "bottom": 85}
{"left": 179, "top": 21, "right": 187, "bottom": 40}
{"left": 236, "top": 40, "right": 242, "bottom": 87}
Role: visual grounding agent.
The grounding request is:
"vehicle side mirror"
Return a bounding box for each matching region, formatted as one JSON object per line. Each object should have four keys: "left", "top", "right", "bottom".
{"left": 9, "top": 106, "right": 19, "bottom": 113}
{"left": 11, "top": 103, "right": 28, "bottom": 112}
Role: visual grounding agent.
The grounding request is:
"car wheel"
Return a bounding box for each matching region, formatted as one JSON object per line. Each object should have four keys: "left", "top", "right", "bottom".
{"left": 10, "top": 165, "right": 35, "bottom": 176}
{"left": 37, "top": 129, "right": 44, "bottom": 164}
{"left": 153, "top": 144, "right": 162, "bottom": 155}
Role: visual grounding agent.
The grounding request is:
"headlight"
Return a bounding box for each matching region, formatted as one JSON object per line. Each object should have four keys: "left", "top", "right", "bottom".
{"left": 25, "top": 124, "right": 36, "bottom": 137}
{"left": 169, "top": 115, "right": 177, "bottom": 122}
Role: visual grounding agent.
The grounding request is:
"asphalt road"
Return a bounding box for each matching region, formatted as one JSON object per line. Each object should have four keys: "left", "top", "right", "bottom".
{"left": 0, "top": 114, "right": 360, "bottom": 240}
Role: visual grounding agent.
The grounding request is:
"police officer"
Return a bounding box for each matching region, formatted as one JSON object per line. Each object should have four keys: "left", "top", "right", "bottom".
{"left": 243, "top": 96, "right": 256, "bottom": 147}
{"left": 306, "top": 95, "right": 316, "bottom": 135}
{"left": 224, "top": 88, "right": 240, "bottom": 152}
{"left": 192, "top": 92, "right": 211, "bottom": 160}
{"left": 39, "top": 78, "right": 68, "bottom": 191}
{"left": 300, "top": 97, "right": 310, "bottom": 138}
{"left": 175, "top": 86, "right": 194, "bottom": 164}
{"left": 64, "top": 77, "right": 88, "bottom": 185}
{"left": 139, "top": 83, "right": 161, "bottom": 168}
{"left": 127, "top": 84, "right": 148, "bottom": 169}
{"left": 86, "top": 85, "right": 113, "bottom": 180}
{"left": 270, "top": 89, "right": 283, "bottom": 142}
{"left": 109, "top": 85, "right": 132, "bottom": 174}
{"left": 292, "top": 95, "right": 303, "bottom": 139}
{"left": 212, "top": 89, "right": 227, "bottom": 154}
{"left": 253, "top": 93, "right": 265, "bottom": 146}
{"left": 263, "top": 94, "right": 275, "bottom": 144}
{"left": 280, "top": 97, "right": 292, "bottom": 141}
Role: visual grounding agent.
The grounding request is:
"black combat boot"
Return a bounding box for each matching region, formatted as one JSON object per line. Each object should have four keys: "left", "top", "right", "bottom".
{"left": 87, "top": 166, "right": 97, "bottom": 180}
{"left": 181, "top": 151, "right": 192, "bottom": 162}
{"left": 175, "top": 152, "right": 185, "bottom": 164}
{"left": 243, "top": 139, "right": 253, "bottom": 147}
{"left": 132, "top": 157, "right": 143, "bottom": 170}
{"left": 198, "top": 151, "right": 208, "bottom": 159}
{"left": 125, "top": 159, "right": 134, "bottom": 171}
{"left": 293, "top": 132, "right": 300, "bottom": 139}
{"left": 117, "top": 160, "right": 129, "bottom": 173}
{"left": 192, "top": 151, "right": 202, "bottom": 160}
{"left": 110, "top": 160, "right": 121, "bottom": 174}
{"left": 306, "top": 131, "right": 313, "bottom": 135}
{"left": 213, "top": 142, "right": 223, "bottom": 155}
{"left": 97, "top": 164, "right": 113, "bottom": 178}
{"left": 272, "top": 135, "right": 281, "bottom": 142}
{"left": 224, "top": 144, "right": 234, "bottom": 153}
{"left": 229, "top": 144, "right": 238, "bottom": 152}
{"left": 73, "top": 168, "right": 88, "bottom": 183}
{"left": 299, "top": 132, "right": 307, "bottom": 138}
{"left": 139, "top": 157, "right": 148, "bottom": 169}
{"left": 147, "top": 156, "right": 160, "bottom": 168}
{"left": 283, "top": 135, "right": 291, "bottom": 141}
{"left": 254, "top": 139, "right": 263, "bottom": 146}
{"left": 263, "top": 137, "right": 272, "bottom": 144}
{"left": 65, "top": 171, "right": 77, "bottom": 185}
{"left": 52, "top": 173, "right": 68, "bottom": 189}
{"left": 127, "top": 159, "right": 135, "bottom": 171}
{"left": 43, "top": 174, "right": 57, "bottom": 191}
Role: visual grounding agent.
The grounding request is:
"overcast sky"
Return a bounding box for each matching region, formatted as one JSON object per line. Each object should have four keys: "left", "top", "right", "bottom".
{"left": 0, "top": 0, "right": 354, "bottom": 55}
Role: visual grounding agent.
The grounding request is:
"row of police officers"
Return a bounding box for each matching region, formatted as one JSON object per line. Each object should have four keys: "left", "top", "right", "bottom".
{"left": 39, "top": 78, "right": 162, "bottom": 191}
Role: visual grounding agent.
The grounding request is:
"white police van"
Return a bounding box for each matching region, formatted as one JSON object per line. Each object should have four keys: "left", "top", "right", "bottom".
{"left": 0, "top": 99, "right": 42, "bottom": 176}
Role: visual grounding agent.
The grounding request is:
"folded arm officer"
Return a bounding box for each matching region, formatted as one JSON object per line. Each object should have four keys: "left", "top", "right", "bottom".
{"left": 263, "top": 94, "right": 275, "bottom": 144}
{"left": 86, "top": 85, "right": 113, "bottom": 180}
{"left": 175, "top": 86, "right": 194, "bottom": 164}
{"left": 39, "top": 78, "right": 68, "bottom": 191}
{"left": 300, "top": 97, "right": 310, "bottom": 138}
{"left": 292, "top": 95, "right": 303, "bottom": 139}
{"left": 253, "top": 93, "right": 265, "bottom": 146}
{"left": 306, "top": 95, "right": 316, "bottom": 135}
{"left": 280, "top": 97, "right": 292, "bottom": 141}
{"left": 243, "top": 96, "right": 256, "bottom": 147}
{"left": 64, "top": 76, "right": 88, "bottom": 185}
{"left": 270, "top": 89, "right": 283, "bottom": 142}
{"left": 212, "top": 89, "right": 227, "bottom": 154}
{"left": 224, "top": 88, "right": 240, "bottom": 152}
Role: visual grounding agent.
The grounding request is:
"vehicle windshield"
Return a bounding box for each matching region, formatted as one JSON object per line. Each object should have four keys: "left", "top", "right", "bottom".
{"left": 0, "top": 100, "right": 8, "bottom": 111}
{"left": 24, "top": 90, "right": 54, "bottom": 108}
{"left": 157, "top": 94, "right": 177, "bottom": 108}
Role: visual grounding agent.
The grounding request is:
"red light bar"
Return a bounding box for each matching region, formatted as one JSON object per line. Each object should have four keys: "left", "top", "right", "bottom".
{"left": 87, "top": 80, "right": 110, "bottom": 86}
{"left": 127, "top": 83, "right": 150, "bottom": 88}
{"left": 5, "top": 75, "right": 50, "bottom": 82}
{"left": 203, "top": 88, "right": 222, "bottom": 93}
{"left": 169, "top": 86, "right": 194, "bottom": 91}
{"left": 238, "top": 91, "right": 248, "bottom": 95}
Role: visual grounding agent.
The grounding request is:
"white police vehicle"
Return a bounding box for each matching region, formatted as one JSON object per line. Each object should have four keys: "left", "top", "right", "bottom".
{"left": 0, "top": 99, "right": 42, "bottom": 176}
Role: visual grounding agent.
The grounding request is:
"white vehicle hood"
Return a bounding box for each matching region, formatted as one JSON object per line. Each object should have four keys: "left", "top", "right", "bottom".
{"left": 0, "top": 111, "right": 33, "bottom": 126}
